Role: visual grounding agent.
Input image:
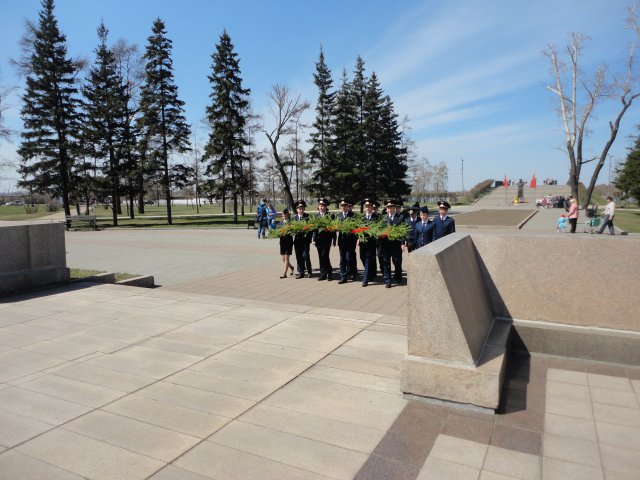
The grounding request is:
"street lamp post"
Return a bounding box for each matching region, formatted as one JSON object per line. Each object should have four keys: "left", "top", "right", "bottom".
{"left": 461, "top": 157, "right": 464, "bottom": 196}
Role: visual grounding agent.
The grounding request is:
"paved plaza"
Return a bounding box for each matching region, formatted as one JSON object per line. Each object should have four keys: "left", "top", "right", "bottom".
{"left": 1, "top": 200, "right": 638, "bottom": 479}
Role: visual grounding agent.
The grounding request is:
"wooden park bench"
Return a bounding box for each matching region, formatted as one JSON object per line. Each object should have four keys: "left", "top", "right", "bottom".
{"left": 65, "top": 215, "right": 98, "bottom": 231}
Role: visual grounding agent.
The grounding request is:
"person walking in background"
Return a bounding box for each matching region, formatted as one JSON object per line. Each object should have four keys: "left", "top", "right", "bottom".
{"left": 278, "top": 209, "right": 294, "bottom": 278}
{"left": 567, "top": 198, "right": 579, "bottom": 234}
{"left": 266, "top": 203, "right": 277, "bottom": 230}
{"left": 432, "top": 201, "right": 455, "bottom": 241}
{"left": 597, "top": 196, "right": 616, "bottom": 235}
{"left": 256, "top": 198, "right": 268, "bottom": 239}
{"left": 293, "top": 200, "right": 313, "bottom": 278}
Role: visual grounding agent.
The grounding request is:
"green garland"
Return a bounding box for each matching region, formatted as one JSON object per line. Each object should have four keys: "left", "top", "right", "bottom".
{"left": 269, "top": 215, "right": 409, "bottom": 241}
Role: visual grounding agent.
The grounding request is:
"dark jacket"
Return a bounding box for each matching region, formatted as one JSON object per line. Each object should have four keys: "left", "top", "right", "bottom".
{"left": 432, "top": 215, "right": 455, "bottom": 241}
{"left": 412, "top": 220, "right": 434, "bottom": 249}
{"left": 312, "top": 212, "right": 336, "bottom": 246}
{"left": 293, "top": 213, "right": 312, "bottom": 244}
{"left": 336, "top": 211, "right": 357, "bottom": 249}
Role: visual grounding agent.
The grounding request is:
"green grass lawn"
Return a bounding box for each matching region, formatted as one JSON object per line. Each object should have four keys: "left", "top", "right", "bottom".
{"left": 613, "top": 209, "right": 640, "bottom": 233}
{"left": 69, "top": 268, "right": 138, "bottom": 281}
{"left": 0, "top": 205, "right": 53, "bottom": 221}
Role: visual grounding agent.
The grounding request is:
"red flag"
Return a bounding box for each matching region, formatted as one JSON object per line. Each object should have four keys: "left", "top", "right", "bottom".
{"left": 503, "top": 174, "right": 508, "bottom": 189}
{"left": 530, "top": 174, "right": 537, "bottom": 189}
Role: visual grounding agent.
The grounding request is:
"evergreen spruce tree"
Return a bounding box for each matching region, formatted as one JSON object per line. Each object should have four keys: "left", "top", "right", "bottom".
{"left": 308, "top": 46, "right": 334, "bottom": 197}
{"left": 203, "top": 30, "right": 251, "bottom": 223}
{"left": 616, "top": 132, "right": 640, "bottom": 201}
{"left": 377, "top": 93, "right": 410, "bottom": 200}
{"left": 82, "top": 22, "right": 129, "bottom": 226}
{"left": 328, "top": 69, "right": 358, "bottom": 202}
{"left": 139, "top": 18, "right": 191, "bottom": 225}
{"left": 17, "top": 0, "right": 81, "bottom": 216}
{"left": 350, "top": 56, "right": 369, "bottom": 201}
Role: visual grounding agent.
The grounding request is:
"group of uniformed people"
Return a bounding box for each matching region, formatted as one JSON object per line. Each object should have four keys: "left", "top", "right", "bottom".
{"left": 284, "top": 197, "right": 456, "bottom": 288}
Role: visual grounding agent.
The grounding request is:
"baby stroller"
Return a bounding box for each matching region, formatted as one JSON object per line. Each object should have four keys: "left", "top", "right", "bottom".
{"left": 584, "top": 205, "right": 601, "bottom": 233}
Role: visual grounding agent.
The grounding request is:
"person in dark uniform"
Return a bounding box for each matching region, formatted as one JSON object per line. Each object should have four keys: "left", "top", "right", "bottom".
{"left": 312, "top": 197, "right": 336, "bottom": 281}
{"left": 413, "top": 206, "right": 434, "bottom": 250}
{"left": 359, "top": 198, "right": 379, "bottom": 287}
{"left": 278, "top": 209, "right": 295, "bottom": 278}
{"left": 432, "top": 200, "right": 455, "bottom": 241}
{"left": 336, "top": 198, "right": 357, "bottom": 283}
{"left": 403, "top": 203, "right": 420, "bottom": 252}
{"left": 380, "top": 199, "right": 405, "bottom": 288}
{"left": 293, "top": 200, "right": 313, "bottom": 278}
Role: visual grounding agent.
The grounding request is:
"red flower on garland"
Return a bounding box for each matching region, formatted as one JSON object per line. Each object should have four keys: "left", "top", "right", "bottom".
{"left": 302, "top": 225, "right": 312, "bottom": 231}
{"left": 381, "top": 229, "right": 390, "bottom": 239}
{"left": 351, "top": 226, "right": 370, "bottom": 234}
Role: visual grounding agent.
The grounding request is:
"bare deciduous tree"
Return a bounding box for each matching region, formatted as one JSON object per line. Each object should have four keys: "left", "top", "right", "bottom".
{"left": 545, "top": 6, "right": 640, "bottom": 208}
{"left": 264, "top": 84, "right": 310, "bottom": 210}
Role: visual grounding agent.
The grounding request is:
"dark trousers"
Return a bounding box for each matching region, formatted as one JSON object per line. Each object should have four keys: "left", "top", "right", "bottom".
{"left": 381, "top": 244, "right": 403, "bottom": 285}
{"left": 316, "top": 243, "right": 333, "bottom": 276}
{"left": 294, "top": 241, "right": 312, "bottom": 275}
{"left": 359, "top": 241, "right": 377, "bottom": 282}
{"left": 339, "top": 246, "right": 357, "bottom": 279}
{"left": 569, "top": 218, "right": 577, "bottom": 233}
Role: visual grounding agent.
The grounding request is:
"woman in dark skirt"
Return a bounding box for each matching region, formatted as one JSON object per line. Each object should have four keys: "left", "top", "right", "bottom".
{"left": 279, "top": 209, "right": 295, "bottom": 278}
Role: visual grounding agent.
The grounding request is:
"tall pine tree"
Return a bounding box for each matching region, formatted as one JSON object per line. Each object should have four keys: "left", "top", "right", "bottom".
{"left": 17, "top": 0, "right": 80, "bottom": 216}
{"left": 203, "top": 30, "right": 251, "bottom": 222}
{"left": 308, "top": 46, "right": 334, "bottom": 197}
{"left": 82, "top": 22, "right": 129, "bottom": 226}
{"left": 139, "top": 18, "right": 191, "bottom": 225}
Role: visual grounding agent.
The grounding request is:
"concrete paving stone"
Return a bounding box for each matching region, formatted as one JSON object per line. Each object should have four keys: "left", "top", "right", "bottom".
{"left": 543, "top": 433, "right": 601, "bottom": 468}
{"left": 0, "top": 349, "right": 67, "bottom": 370}
{"left": 292, "top": 312, "right": 372, "bottom": 331}
{"left": 428, "top": 434, "right": 488, "bottom": 469}
{"left": 165, "top": 369, "right": 282, "bottom": 402}
{"left": 1, "top": 323, "right": 62, "bottom": 342}
{"left": 417, "top": 456, "right": 480, "bottom": 480}
{"left": 602, "top": 469, "right": 640, "bottom": 480}
{"left": 175, "top": 440, "right": 330, "bottom": 480}
{"left": 85, "top": 354, "right": 180, "bottom": 379}
{"left": 302, "top": 364, "right": 402, "bottom": 395}
{"left": 262, "top": 383, "right": 405, "bottom": 432}
{"left": 46, "top": 309, "right": 119, "bottom": 325}
{"left": 547, "top": 368, "right": 588, "bottom": 385}
{"left": 483, "top": 445, "right": 541, "bottom": 480}
{"left": 4, "top": 370, "right": 47, "bottom": 386}
{"left": 545, "top": 380, "right": 590, "bottom": 402}
{"left": 343, "top": 329, "right": 408, "bottom": 355}
{"left": 103, "top": 394, "right": 231, "bottom": 438}
{"left": 0, "top": 408, "right": 54, "bottom": 447}
{"left": 191, "top": 358, "right": 294, "bottom": 385}
{"left": 438, "top": 412, "right": 493, "bottom": 446}
{"left": 52, "top": 333, "right": 129, "bottom": 353}
{"left": 364, "top": 323, "right": 407, "bottom": 335}
{"left": 21, "top": 340, "right": 96, "bottom": 360}
{"left": 305, "top": 306, "right": 381, "bottom": 323}
{"left": 210, "top": 420, "right": 369, "bottom": 479}
{"left": 592, "top": 402, "right": 640, "bottom": 427}
{"left": 230, "top": 339, "right": 328, "bottom": 363}
{"left": 211, "top": 305, "right": 301, "bottom": 324}
{"left": 318, "top": 354, "right": 401, "bottom": 378}
{"left": 0, "top": 310, "right": 41, "bottom": 324}
{"left": 16, "top": 427, "right": 165, "bottom": 480}
{"left": 134, "top": 381, "right": 255, "bottom": 418}
{"left": 545, "top": 394, "right": 593, "bottom": 420}
{"left": 331, "top": 344, "right": 406, "bottom": 366}
{"left": 354, "top": 453, "right": 421, "bottom": 480}
{"left": 110, "top": 345, "right": 204, "bottom": 368}
{"left": 632, "top": 379, "right": 640, "bottom": 397}
{"left": 587, "top": 373, "right": 634, "bottom": 392}
{"left": 148, "top": 464, "right": 214, "bottom": 480}
{"left": 23, "top": 317, "right": 88, "bottom": 334}
{"left": 0, "top": 450, "right": 86, "bottom": 480}
{"left": 0, "top": 360, "right": 37, "bottom": 382}
{"left": 240, "top": 404, "right": 385, "bottom": 454}
{"left": 51, "top": 363, "right": 154, "bottom": 392}
{"left": 0, "top": 386, "right": 92, "bottom": 424}
{"left": 138, "top": 337, "right": 225, "bottom": 357}
{"left": 478, "top": 472, "right": 522, "bottom": 480}
{"left": 490, "top": 425, "right": 541, "bottom": 456}
{"left": 544, "top": 413, "right": 598, "bottom": 442}
{"left": 0, "top": 331, "right": 37, "bottom": 348}
{"left": 596, "top": 422, "right": 640, "bottom": 450}
{"left": 79, "top": 324, "right": 160, "bottom": 344}
{"left": 123, "top": 312, "right": 199, "bottom": 329}
{"left": 180, "top": 317, "right": 268, "bottom": 336}
{"left": 159, "top": 330, "right": 243, "bottom": 349}
{"left": 63, "top": 410, "right": 201, "bottom": 462}
{"left": 599, "top": 443, "right": 640, "bottom": 477}
{"left": 590, "top": 386, "right": 639, "bottom": 408}
{"left": 109, "top": 295, "right": 180, "bottom": 309}
{"left": 207, "top": 348, "right": 313, "bottom": 376}
{"left": 541, "top": 457, "right": 604, "bottom": 480}
{"left": 18, "top": 374, "right": 126, "bottom": 408}
{"left": 0, "top": 303, "right": 64, "bottom": 318}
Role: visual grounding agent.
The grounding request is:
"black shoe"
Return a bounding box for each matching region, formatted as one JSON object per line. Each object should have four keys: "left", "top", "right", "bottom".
{"left": 296, "top": 273, "right": 305, "bottom": 279}
{"left": 327, "top": 274, "right": 333, "bottom": 281}
{"left": 385, "top": 283, "right": 391, "bottom": 288}
{"left": 362, "top": 282, "right": 368, "bottom": 287}
{"left": 318, "top": 275, "right": 327, "bottom": 281}
{"left": 351, "top": 275, "right": 357, "bottom": 281}
{"left": 338, "top": 278, "right": 347, "bottom": 284}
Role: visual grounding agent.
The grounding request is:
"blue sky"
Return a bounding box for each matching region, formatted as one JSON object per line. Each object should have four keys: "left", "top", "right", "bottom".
{"left": 0, "top": 0, "right": 637, "bottom": 194}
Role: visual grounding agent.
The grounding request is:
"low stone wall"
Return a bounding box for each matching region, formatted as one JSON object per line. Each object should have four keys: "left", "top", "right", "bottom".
{"left": 401, "top": 232, "right": 640, "bottom": 410}
{"left": 0, "top": 222, "right": 69, "bottom": 295}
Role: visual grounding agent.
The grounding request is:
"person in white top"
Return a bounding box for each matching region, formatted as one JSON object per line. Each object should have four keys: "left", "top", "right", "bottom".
{"left": 597, "top": 196, "right": 616, "bottom": 235}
